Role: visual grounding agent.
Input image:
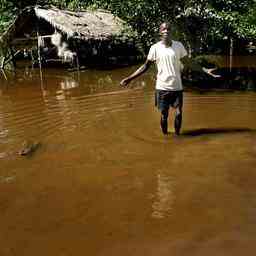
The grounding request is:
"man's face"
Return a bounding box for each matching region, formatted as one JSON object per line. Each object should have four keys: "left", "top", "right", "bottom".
{"left": 159, "top": 23, "right": 171, "bottom": 43}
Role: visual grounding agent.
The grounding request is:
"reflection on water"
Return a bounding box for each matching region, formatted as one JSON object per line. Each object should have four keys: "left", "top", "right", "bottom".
{"left": 60, "top": 77, "right": 79, "bottom": 90}
{"left": 152, "top": 171, "right": 175, "bottom": 219}
{"left": 0, "top": 63, "right": 256, "bottom": 256}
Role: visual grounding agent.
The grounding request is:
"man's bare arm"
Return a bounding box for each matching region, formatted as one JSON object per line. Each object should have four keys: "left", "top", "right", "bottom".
{"left": 181, "top": 56, "right": 221, "bottom": 78}
{"left": 120, "top": 59, "right": 153, "bottom": 87}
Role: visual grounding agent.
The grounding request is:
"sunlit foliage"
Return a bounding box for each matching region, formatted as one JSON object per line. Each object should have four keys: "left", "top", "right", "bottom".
{"left": 0, "top": 0, "right": 255, "bottom": 52}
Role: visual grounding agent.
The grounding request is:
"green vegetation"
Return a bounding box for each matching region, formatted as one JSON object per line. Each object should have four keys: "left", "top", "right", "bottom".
{"left": 0, "top": 0, "right": 256, "bottom": 53}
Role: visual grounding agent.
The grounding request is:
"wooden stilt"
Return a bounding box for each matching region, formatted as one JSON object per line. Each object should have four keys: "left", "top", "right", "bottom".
{"left": 76, "top": 53, "right": 80, "bottom": 71}
{"left": 1, "top": 49, "right": 20, "bottom": 69}
{"left": 1, "top": 69, "right": 8, "bottom": 80}
{"left": 0, "top": 56, "right": 5, "bottom": 69}
{"left": 76, "top": 54, "right": 80, "bottom": 84}
{"left": 37, "top": 30, "right": 45, "bottom": 97}
{"left": 74, "top": 40, "right": 80, "bottom": 85}
{"left": 229, "top": 37, "right": 233, "bottom": 73}
{"left": 30, "top": 49, "right": 35, "bottom": 68}
{"left": 37, "top": 32, "right": 44, "bottom": 86}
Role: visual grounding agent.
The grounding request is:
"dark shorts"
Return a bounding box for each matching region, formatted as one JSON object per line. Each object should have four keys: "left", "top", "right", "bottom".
{"left": 155, "top": 90, "right": 183, "bottom": 111}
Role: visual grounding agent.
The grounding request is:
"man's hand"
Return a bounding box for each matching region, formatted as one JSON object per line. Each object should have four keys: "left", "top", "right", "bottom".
{"left": 120, "top": 60, "right": 152, "bottom": 88}
{"left": 120, "top": 77, "right": 131, "bottom": 87}
{"left": 180, "top": 56, "right": 221, "bottom": 78}
{"left": 202, "top": 67, "right": 221, "bottom": 78}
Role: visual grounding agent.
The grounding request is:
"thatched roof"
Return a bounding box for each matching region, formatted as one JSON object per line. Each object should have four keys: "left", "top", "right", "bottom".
{"left": 0, "top": 6, "right": 128, "bottom": 46}
{"left": 35, "top": 6, "right": 125, "bottom": 40}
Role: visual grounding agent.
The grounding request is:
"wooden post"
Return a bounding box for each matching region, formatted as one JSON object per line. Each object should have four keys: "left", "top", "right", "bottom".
{"left": 0, "top": 56, "right": 5, "bottom": 69}
{"left": 0, "top": 48, "right": 20, "bottom": 70}
{"left": 1, "top": 69, "right": 8, "bottom": 80}
{"left": 76, "top": 53, "right": 80, "bottom": 84}
{"left": 3, "top": 50, "right": 21, "bottom": 68}
{"left": 30, "top": 49, "right": 35, "bottom": 68}
{"left": 76, "top": 53, "right": 80, "bottom": 70}
{"left": 37, "top": 34, "right": 42, "bottom": 72}
{"left": 37, "top": 30, "right": 45, "bottom": 96}
{"left": 37, "top": 32, "right": 44, "bottom": 86}
{"left": 229, "top": 37, "right": 233, "bottom": 73}
{"left": 74, "top": 40, "right": 80, "bottom": 84}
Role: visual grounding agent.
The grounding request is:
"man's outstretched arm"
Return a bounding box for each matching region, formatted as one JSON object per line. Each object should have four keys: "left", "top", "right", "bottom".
{"left": 120, "top": 59, "right": 153, "bottom": 87}
{"left": 181, "top": 56, "right": 221, "bottom": 78}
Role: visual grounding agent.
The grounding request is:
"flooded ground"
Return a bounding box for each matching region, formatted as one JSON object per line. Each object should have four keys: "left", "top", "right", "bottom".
{"left": 0, "top": 64, "right": 256, "bottom": 256}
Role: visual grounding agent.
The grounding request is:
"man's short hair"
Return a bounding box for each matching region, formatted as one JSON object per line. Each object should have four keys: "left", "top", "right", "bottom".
{"left": 159, "top": 21, "right": 171, "bottom": 31}
{"left": 159, "top": 21, "right": 171, "bottom": 32}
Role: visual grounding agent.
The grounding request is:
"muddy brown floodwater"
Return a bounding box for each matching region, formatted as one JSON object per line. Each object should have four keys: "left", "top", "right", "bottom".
{"left": 0, "top": 64, "right": 256, "bottom": 256}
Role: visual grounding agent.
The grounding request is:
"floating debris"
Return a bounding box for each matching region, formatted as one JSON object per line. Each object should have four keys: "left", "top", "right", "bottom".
{"left": 18, "top": 140, "right": 41, "bottom": 156}
{"left": 0, "top": 175, "right": 16, "bottom": 183}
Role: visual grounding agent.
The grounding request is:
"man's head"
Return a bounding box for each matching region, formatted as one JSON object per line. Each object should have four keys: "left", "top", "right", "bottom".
{"left": 159, "top": 22, "right": 172, "bottom": 45}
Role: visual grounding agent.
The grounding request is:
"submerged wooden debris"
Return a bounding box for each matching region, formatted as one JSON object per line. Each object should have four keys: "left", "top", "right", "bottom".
{"left": 18, "top": 140, "right": 41, "bottom": 156}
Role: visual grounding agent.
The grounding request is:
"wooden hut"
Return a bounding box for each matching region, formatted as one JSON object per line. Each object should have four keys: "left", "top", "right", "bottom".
{"left": 0, "top": 6, "right": 140, "bottom": 69}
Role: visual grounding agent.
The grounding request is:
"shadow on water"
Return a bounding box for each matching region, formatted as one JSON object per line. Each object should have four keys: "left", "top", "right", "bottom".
{"left": 2, "top": 60, "right": 256, "bottom": 256}
{"left": 182, "top": 127, "right": 256, "bottom": 137}
{"left": 125, "top": 127, "right": 256, "bottom": 145}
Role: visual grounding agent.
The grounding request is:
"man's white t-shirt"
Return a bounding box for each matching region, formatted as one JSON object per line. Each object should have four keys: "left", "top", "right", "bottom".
{"left": 147, "top": 40, "right": 187, "bottom": 91}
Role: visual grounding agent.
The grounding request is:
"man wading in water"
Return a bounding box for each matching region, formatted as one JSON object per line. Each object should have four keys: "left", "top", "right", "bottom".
{"left": 120, "top": 22, "right": 219, "bottom": 135}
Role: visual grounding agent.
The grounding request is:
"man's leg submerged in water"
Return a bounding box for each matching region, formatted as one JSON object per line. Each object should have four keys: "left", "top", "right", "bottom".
{"left": 160, "top": 107, "right": 182, "bottom": 135}
{"left": 174, "top": 105, "right": 182, "bottom": 135}
{"left": 160, "top": 109, "right": 169, "bottom": 134}
{"left": 159, "top": 91, "right": 183, "bottom": 135}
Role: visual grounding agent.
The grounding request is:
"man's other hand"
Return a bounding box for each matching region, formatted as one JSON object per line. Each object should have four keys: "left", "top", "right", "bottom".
{"left": 202, "top": 67, "right": 221, "bottom": 78}
{"left": 120, "top": 78, "right": 130, "bottom": 87}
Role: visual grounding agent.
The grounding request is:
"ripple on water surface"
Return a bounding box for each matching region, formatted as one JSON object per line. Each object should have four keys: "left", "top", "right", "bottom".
{"left": 1, "top": 68, "right": 256, "bottom": 256}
